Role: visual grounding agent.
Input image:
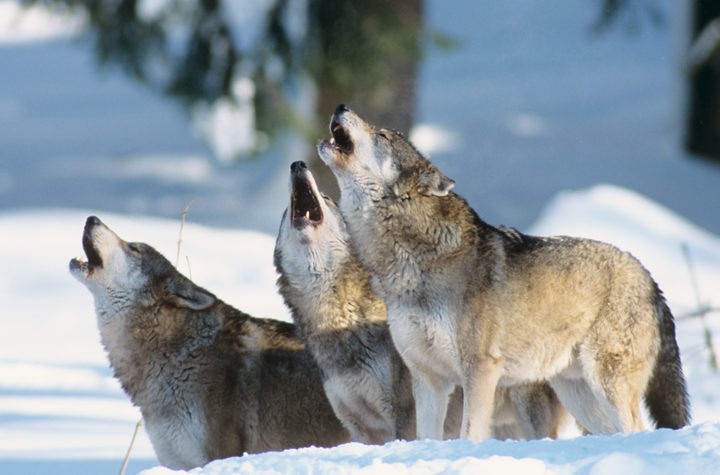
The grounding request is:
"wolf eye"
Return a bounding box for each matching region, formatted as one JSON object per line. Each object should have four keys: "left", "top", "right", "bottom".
{"left": 127, "top": 243, "right": 142, "bottom": 254}
{"left": 377, "top": 130, "right": 393, "bottom": 142}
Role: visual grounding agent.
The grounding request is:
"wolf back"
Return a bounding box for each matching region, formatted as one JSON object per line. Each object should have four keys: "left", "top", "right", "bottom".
{"left": 317, "top": 104, "right": 690, "bottom": 441}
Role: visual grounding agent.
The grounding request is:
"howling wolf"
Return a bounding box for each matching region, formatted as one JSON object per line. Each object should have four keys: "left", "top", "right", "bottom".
{"left": 274, "top": 161, "right": 571, "bottom": 442}
{"left": 317, "top": 104, "right": 690, "bottom": 441}
{"left": 70, "top": 216, "right": 348, "bottom": 469}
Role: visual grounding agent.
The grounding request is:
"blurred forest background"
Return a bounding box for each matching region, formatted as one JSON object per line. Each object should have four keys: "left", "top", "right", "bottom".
{"left": 19, "top": 0, "right": 720, "bottom": 176}
{"left": 5, "top": 0, "right": 720, "bottom": 233}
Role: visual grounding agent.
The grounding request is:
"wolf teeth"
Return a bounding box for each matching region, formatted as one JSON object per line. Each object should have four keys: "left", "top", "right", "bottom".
{"left": 305, "top": 211, "right": 310, "bottom": 219}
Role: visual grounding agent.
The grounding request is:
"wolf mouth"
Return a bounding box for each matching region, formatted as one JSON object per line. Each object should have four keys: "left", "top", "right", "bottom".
{"left": 70, "top": 218, "right": 104, "bottom": 275}
{"left": 83, "top": 232, "right": 103, "bottom": 268}
{"left": 292, "top": 175, "right": 323, "bottom": 228}
{"left": 329, "top": 120, "right": 353, "bottom": 154}
{"left": 76, "top": 217, "right": 104, "bottom": 269}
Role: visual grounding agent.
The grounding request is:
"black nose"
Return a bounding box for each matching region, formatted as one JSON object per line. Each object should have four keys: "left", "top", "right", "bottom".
{"left": 290, "top": 161, "right": 307, "bottom": 173}
{"left": 335, "top": 104, "right": 349, "bottom": 115}
{"left": 86, "top": 216, "right": 101, "bottom": 227}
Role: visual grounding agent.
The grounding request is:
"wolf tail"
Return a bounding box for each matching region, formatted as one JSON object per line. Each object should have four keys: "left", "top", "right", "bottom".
{"left": 643, "top": 290, "right": 691, "bottom": 429}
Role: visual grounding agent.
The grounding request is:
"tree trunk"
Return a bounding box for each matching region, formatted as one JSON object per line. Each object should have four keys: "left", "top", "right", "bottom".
{"left": 685, "top": 0, "right": 720, "bottom": 162}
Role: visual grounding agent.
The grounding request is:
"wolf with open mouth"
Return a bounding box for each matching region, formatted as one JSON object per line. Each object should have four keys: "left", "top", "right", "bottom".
{"left": 274, "top": 161, "right": 572, "bottom": 442}
{"left": 70, "top": 216, "right": 348, "bottom": 469}
{"left": 317, "top": 104, "right": 690, "bottom": 442}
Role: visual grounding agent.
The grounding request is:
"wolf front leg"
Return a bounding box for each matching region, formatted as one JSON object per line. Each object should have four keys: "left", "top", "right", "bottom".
{"left": 461, "top": 356, "right": 504, "bottom": 442}
{"left": 411, "top": 374, "right": 454, "bottom": 440}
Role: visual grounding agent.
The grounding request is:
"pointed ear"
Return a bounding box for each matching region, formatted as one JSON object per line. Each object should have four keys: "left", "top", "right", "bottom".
{"left": 417, "top": 167, "right": 455, "bottom": 197}
{"left": 166, "top": 279, "right": 216, "bottom": 311}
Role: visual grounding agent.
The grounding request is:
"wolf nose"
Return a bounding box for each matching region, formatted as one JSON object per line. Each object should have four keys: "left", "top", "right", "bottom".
{"left": 86, "top": 216, "right": 101, "bottom": 227}
{"left": 335, "top": 104, "right": 349, "bottom": 115}
{"left": 290, "top": 161, "right": 307, "bottom": 173}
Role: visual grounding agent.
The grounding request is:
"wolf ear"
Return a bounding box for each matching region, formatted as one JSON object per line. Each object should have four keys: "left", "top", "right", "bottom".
{"left": 417, "top": 168, "right": 455, "bottom": 197}
{"left": 166, "top": 279, "right": 216, "bottom": 311}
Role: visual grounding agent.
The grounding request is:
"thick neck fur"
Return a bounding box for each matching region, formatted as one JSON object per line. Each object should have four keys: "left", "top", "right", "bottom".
{"left": 276, "top": 231, "right": 387, "bottom": 343}
{"left": 95, "top": 297, "right": 222, "bottom": 409}
{"left": 339, "top": 185, "right": 500, "bottom": 300}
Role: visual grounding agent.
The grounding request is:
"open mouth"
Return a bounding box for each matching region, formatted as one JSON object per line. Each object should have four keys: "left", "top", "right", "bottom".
{"left": 329, "top": 119, "right": 353, "bottom": 154}
{"left": 82, "top": 230, "right": 103, "bottom": 268}
{"left": 291, "top": 175, "right": 323, "bottom": 228}
{"left": 69, "top": 217, "right": 104, "bottom": 274}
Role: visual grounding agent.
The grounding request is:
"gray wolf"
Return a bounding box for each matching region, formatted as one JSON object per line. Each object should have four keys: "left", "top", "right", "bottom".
{"left": 69, "top": 216, "right": 349, "bottom": 469}
{"left": 317, "top": 104, "right": 690, "bottom": 442}
{"left": 274, "top": 160, "right": 571, "bottom": 442}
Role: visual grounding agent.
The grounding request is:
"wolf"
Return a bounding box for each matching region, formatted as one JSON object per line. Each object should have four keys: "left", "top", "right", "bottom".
{"left": 69, "top": 216, "right": 349, "bottom": 469}
{"left": 317, "top": 104, "right": 690, "bottom": 442}
{"left": 274, "top": 160, "right": 571, "bottom": 442}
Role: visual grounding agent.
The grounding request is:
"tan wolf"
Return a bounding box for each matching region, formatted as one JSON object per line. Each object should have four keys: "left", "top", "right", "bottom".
{"left": 274, "top": 160, "right": 572, "bottom": 442}
{"left": 69, "top": 216, "right": 349, "bottom": 469}
{"left": 317, "top": 104, "right": 690, "bottom": 442}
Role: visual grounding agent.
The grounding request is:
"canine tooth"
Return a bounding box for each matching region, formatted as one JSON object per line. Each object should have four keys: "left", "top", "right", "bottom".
{"left": 305, "top": 210, "right": 310, "bottom": 219}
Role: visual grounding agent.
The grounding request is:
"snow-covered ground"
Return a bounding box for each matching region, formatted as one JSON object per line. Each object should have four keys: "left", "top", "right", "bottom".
{"left": 1, "top": 184, "right": 719, "bottom": 474}
{"left": 1, "top": 0, "right": 720, "bottom": 473}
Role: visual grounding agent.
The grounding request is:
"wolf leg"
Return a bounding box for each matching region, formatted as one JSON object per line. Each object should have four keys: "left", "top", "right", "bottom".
{"left": 550, "top": 376, "right": 631, "bottom": 435}
{"left": 411, "top": 375, "right": 453, "bottom": 440}
{"left": 324, "top": 379, "right": 394, "bottom": 444}
{"left": 591, "top": 373, "right": 645, "bottom": 434}
{"left": 508, "top": 382, "right": 566, "bottom": 439}
{"left": 461, "top": 357, "right": 503, "bottom": 442}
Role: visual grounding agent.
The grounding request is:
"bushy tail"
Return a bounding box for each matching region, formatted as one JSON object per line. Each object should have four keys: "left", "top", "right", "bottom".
{"left": 644, "top": 292, "right": 691, "bottom": 429}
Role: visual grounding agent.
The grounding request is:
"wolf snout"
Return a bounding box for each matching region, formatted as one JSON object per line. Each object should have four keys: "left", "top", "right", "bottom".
{"left": 291, "top": 161, "right": 307, "bottom": 174}
{"left": 85, "top": 215, "right": 102, "bottom": 228}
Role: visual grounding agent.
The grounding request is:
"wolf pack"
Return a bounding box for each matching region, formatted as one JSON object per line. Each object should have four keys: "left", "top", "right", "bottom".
{"left": 70, "top": 105, "right": 690, "bottom": 469}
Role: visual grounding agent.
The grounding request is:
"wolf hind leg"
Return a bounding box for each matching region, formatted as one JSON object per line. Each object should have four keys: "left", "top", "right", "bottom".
{"left": 591, "top": 365, "right": 646, "bottom": 434}
{"left": 549, "top": 377, "right": 620, "bottom": 435}
{"left": 508, "top": 382, "right": 569, "bottom": 439}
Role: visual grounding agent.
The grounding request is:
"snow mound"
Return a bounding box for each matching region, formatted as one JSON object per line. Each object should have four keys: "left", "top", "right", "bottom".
{"left": 141, "top": 424, "right": 720, "bottom": 475}
{"left": 1, "top": 185, "right": 719, "bottom": 474}
{"left": 529, "top": 184, "right": 720, "bottom": 316}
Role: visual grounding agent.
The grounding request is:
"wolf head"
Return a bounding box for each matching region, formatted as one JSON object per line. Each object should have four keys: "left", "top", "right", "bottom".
{"left": 274, "top": 161, "right": 350, "bottom": 285}
{"left": 317, "top": 104, "right": 455, "bottom": 202}
{"left": 70, "top": 216, "right": 215, "bottom": 320}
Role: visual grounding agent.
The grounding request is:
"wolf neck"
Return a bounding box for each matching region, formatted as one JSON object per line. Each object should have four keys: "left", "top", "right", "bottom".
{"left": 340, "top": 189, "right": 495, "bottom": 298}
{"left": 288, "top": 250, "right": 385, "bottom": 338}
{"left": 96, "top": 302, "right": 219, "bottom": 408}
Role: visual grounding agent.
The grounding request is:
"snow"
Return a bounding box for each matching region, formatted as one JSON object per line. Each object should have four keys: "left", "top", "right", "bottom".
{"left": 192, "top": 78, "right": 262, "bottom": 163}
{"left": 1, "top": 0, "right": 720, "bottom": 473}
{"left": 409, "top": 124, "right": 460, "bottom": 156}
{"left": 529, "top": 185, "right": 720, "bottom": 317}
{"left": 0, "top": 185, "right": 719, "bottom": 474}
{"left": 0, "top": 0, "right": 85, "bottom": 44}
{"left": 141, "top": 425, "right": 720, "bottom": 474}
{"left": 0, "top": 210, "right": 290, "bottom": 473}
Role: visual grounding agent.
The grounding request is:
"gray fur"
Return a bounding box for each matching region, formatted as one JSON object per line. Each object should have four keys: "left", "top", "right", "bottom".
{"left": 273, "top": 162, "right": 569, "bottom": 442}
{"left": 273, "top": 162, "right": 417, "bottom": 443}
{"left": 69, "top": 216, "right": 349, "bottom": 469}
{"left": 317, "top": 106, "right": 690, "bottom": 442}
